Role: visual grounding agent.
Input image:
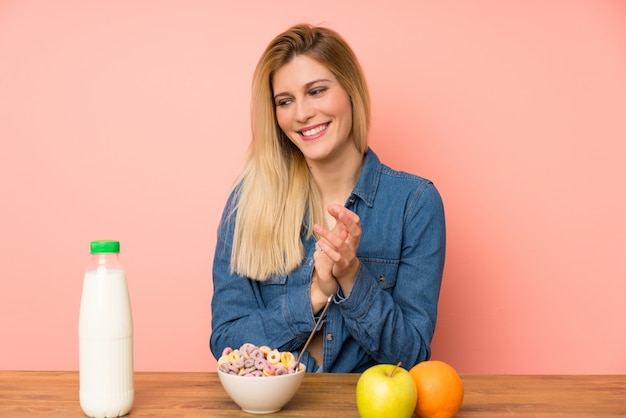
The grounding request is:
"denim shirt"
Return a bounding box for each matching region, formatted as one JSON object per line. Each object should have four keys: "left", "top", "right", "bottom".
{"left": 210, "top": 148, "right": 445, "bottom": 373}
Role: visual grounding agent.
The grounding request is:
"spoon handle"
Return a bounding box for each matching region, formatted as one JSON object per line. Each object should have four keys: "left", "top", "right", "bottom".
{"left": 295, "top": 294, "right": 333, "bottom": 369}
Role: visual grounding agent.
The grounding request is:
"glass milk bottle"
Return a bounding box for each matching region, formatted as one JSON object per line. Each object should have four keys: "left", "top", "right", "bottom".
{"left": 79, "top": 240, "right": 134, "bottom": 417}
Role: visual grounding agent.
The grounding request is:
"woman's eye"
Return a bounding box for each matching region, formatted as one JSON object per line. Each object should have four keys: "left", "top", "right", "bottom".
{"left": 310, "top": 87, "right": 327, "bottom": 96}
{"left": 276, "top": 99, "right": 292, "bottom": 107}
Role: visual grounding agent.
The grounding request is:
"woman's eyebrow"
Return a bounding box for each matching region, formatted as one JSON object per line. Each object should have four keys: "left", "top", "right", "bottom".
{"left": 273, "top": 78, "right": 332, "bottom": 100}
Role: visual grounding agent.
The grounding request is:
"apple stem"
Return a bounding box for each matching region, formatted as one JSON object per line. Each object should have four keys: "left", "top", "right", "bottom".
{"left": 387, "top": 362, "right": 402, "bottom": 377}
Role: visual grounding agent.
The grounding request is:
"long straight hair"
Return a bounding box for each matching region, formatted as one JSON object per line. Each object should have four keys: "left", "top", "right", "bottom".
{"left": 229, "top": 24, "right": 371, "bottom": 281}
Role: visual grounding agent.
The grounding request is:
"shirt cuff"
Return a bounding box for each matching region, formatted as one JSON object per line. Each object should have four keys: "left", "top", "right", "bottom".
{"left": 334, "top": 264, "right": 378, "bottom": 318}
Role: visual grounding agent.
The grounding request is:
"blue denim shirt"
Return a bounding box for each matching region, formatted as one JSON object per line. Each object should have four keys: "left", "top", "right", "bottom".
{"left": 210, "top": 148, "right": 445, "bottom": 373}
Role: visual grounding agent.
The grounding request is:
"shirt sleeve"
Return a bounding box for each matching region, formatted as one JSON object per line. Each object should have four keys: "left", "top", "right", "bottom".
{"left": 334, "top": 181, "right": 446, "bottom": 369}
{"left": 209, "top": 197, "right": 318, "bottom": 362}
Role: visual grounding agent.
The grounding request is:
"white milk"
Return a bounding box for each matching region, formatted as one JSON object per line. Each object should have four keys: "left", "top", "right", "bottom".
{"left": 79, "top": 268, "right": 134, "bottom": 417}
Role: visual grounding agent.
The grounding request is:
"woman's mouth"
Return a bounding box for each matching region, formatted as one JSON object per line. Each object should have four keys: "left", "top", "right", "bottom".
{"left": 299, "top": 123, "right": 329, "bottom": 138}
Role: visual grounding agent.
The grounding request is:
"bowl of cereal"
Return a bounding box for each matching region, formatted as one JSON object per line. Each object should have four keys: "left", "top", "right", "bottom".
{"left": 216, "top": 343, "right": 306, "bottom": 414}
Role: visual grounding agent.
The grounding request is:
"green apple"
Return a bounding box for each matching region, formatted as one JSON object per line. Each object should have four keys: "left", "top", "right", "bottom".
{"left": 356, "top": 362, "right": 417, "bottom": 418}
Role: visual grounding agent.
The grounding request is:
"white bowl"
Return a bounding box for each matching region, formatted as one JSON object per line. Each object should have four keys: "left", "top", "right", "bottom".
{"left": 217, "top": 366, "right": 306, "bottom": 414}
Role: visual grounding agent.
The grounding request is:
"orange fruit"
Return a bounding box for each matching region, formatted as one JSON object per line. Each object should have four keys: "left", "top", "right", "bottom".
{"left": 409, "top": 360, "right": 464, "bottom": 418}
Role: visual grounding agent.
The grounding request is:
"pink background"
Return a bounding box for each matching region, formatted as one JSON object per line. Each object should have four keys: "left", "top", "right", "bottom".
{"left": 1, "top": 1, "right": 625, "bottom": 374}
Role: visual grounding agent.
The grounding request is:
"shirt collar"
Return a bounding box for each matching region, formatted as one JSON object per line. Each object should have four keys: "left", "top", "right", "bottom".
{"left": 350, "top": 148, "right": 380, "bottom": 208}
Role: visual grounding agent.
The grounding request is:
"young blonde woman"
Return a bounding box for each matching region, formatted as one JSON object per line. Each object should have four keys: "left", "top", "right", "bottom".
{"left": 210, "top": 23, "right": 446, "bottom": 373}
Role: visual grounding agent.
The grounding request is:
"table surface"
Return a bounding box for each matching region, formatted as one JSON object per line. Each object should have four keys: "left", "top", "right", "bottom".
{"left": 0, "top": 371, "right": 624, "bottom": 417}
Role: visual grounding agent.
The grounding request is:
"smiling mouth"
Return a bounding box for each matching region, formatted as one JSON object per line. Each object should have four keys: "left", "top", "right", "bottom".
{"left": 300, "top": 123, "right": 329, "bottom": 137}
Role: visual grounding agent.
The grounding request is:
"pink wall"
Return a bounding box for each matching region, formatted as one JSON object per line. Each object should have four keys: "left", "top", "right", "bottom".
{"left": 1, "top": 1, "right": 625, "bottom": 374}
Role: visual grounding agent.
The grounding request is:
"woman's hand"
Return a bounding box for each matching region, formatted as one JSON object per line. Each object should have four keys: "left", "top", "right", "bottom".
{"left": 313, "top": 205, "right": 362, "bottom": 297}
{"left": 313, "top": 242, "right": 338, "bottom": 297}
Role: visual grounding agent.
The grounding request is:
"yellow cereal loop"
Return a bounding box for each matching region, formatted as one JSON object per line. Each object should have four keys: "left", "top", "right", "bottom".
{"left": 267, "top": 349, "right": 280, "bottom": 364}
{"left": 280, "top": 351, "right": 295, "bottom": 368}
{"left": 217, "top": 355, "right": 230, "bottom": 366}
{"left": 259, "top": 345, "right": 271, "bottom": 355}
{"left": 227, "top": 349, "right": 240, "bottom": 363}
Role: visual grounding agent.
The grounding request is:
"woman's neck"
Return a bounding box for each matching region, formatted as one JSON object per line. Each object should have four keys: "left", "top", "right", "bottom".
{"left": 308, "top": 146, "right": 364, "bottom": 224}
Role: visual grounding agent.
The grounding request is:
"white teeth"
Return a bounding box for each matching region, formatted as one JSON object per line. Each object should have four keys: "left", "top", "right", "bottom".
{"left": 301, "top": 124, "right": 328, "bottom": 137}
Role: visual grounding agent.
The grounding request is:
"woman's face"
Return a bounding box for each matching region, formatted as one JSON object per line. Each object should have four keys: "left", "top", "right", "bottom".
{"left": 272, "top": 54, "right": 354, "bottom": 164}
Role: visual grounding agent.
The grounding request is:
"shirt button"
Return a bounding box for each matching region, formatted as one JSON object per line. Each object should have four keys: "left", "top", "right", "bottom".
{"left": 326, "top": 333, "right": 333, "bottom": 341}
{"left": 308, "top": 259, "right": 314, "bottom": 266}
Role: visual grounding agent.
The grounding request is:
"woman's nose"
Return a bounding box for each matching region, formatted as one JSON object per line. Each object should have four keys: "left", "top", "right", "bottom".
{"left": 295, "top": 99, "right": 314, "bottom": 122}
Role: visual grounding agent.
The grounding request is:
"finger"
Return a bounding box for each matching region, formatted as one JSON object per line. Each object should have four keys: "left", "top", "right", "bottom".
{"left": 315, "top": 239, "right": 343, "bottom": 263}
{"left": 327, "top": 205, "right": 361, "bottom": 237}
{"left": 313, "top": 247, "right": 329, "bottom": 263}
{"left": 313, "top": 223, "right": 345, "bottom": 248}
{"left": 314, "top": 222, "right": 356, "bottom": 262}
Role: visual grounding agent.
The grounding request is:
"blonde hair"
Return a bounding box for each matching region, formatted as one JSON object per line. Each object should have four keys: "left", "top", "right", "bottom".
{"left": 229, "top": 23, "right": 371, "bottom": 281}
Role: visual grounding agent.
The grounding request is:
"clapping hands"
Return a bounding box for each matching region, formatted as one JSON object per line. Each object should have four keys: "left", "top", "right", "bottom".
{"left": 313, "top": 204, "right": 362, "bottom": 298}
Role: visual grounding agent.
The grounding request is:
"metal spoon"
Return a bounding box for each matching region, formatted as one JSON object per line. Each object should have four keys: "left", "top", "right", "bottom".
{"left": 295, "top": 294, "right": 333, "bottom": 371}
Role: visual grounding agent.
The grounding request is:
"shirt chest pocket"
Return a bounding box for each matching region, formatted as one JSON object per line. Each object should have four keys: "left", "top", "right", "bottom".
{"left": 361, "top": 260, "right": 399, "bottom": 290}
{"left": 258, "top": 274, "right": 288, "bottom": 302}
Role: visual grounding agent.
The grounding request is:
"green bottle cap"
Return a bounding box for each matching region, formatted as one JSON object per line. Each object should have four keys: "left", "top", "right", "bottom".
{"left": 90, "top": 240, "right": 120, "bottom": 253}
